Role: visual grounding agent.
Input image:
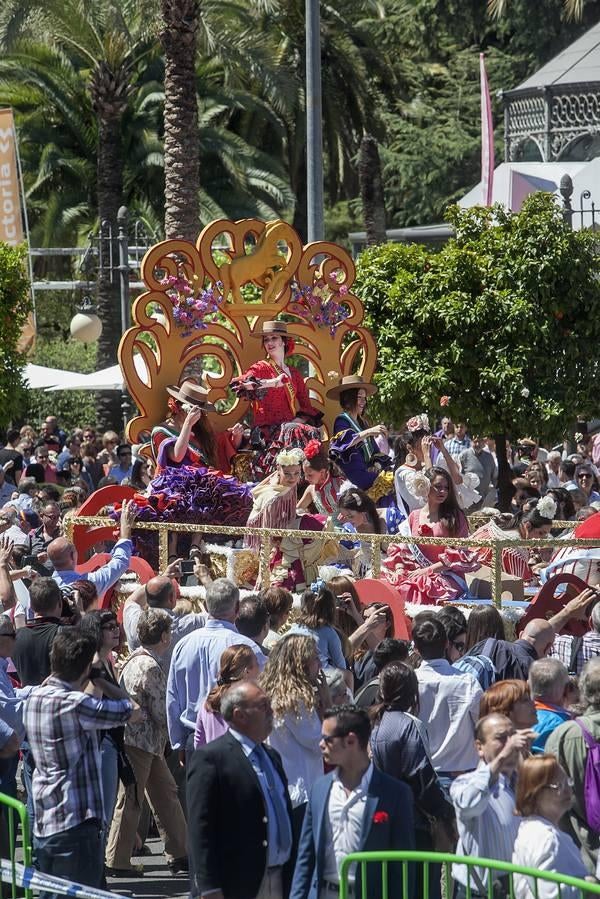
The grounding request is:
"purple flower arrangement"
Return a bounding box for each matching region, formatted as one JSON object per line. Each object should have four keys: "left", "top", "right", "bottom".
{"left": 289, "top": 273, "right": 350, "bottom": 336}
{"left": 160, "top": 273, "right": 223, "bottom": 336}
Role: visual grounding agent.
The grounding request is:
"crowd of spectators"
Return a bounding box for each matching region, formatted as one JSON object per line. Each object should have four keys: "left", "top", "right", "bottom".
{"left": 1, "top": 414, "right": 600, "bottom": 899}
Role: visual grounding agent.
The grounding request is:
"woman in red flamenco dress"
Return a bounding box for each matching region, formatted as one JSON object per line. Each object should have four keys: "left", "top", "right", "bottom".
{"left": 231, "top": 320, "right": 322, "bottom": 478}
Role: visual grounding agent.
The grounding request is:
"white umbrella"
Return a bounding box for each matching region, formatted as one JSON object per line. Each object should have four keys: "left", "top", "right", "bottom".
{"left": 24, "top": 364, "right": 83, "bottom": 390}
{"left": 46, "top": 355, "right": 148, "bottom": 391}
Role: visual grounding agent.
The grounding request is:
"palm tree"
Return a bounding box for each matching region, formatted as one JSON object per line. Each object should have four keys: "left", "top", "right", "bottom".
{"left": 248, "top": 0, "right": 389, "bottom": 240}
{"left": 0, "top": 0, "right": 156, "bottom": 429}
{"left": 159, "top": 0, "right": 200, "bottom": 240}
{"left": 358, "top": 134, "right": 386, "bottom": 245}
{"left": 488, "top": 0, "right": 584, "bottom": 18}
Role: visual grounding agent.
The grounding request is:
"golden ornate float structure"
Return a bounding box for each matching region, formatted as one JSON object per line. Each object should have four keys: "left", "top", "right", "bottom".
{"left": 118, "top": 217, "right": 377, "bottom": 443}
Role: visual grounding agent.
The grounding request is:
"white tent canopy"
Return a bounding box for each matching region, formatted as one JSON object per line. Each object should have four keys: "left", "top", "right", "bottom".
{"left": 46, "top": 355, "right": 148, "bottom": 391}
{"left": 24, "top": 364, "right": 82, "bottom": 390}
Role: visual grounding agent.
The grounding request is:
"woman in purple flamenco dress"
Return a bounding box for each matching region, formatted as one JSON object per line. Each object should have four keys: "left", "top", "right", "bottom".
{"left": 133, "top": 380, "right": 252, "bottom": 556}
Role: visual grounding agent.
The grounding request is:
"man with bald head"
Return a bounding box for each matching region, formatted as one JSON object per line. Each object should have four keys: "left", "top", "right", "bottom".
{"left": 470, "top": 593, "right": 592, "bottom": 682}
{"left": 122, "top": 567, "right": 205, "bottom": 664}
{"left": 50, "top": 499, "right": 136, "bottom": 602}
{"left": 451, "top": 714, "right": 535, "bottom": 897}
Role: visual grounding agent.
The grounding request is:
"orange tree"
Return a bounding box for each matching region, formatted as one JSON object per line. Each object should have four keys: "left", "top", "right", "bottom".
{"left": 354, "top": 194, "right": 600, "bottom": 509}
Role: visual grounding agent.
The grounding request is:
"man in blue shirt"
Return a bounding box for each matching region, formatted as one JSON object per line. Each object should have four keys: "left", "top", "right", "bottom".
{"left": 529, "top": 657, "right": 571, "bottom": 753}
{"left": 166, "top": 578, "right": 266, "bottom": 752}
{"left": 49, "top": 499, "right": 136, "bottom": 601}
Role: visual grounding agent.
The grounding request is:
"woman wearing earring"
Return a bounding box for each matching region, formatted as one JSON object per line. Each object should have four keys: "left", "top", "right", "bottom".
{"left": 232, "top": 320, "right": 322, "bottom": 478}
{"left": 394, "top": 415, "right": 474, "bottom": 516}
{"left": 151, "top": 379, "right": 241, "bottom": 475}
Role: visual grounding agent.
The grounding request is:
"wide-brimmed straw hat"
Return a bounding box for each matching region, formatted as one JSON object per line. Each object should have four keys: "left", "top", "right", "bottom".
{"left": 166, "top": 379, "right": 214, "bottom": 411}
{"left": 326, "top": 375, "right": 377, "bottom": 401}
{"left": 256, "top": 320, "right": 288, "bottom": 338}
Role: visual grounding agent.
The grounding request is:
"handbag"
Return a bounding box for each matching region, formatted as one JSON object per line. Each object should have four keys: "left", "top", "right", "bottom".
{"left": 117, "top": 746, "right": 136, "bottom": 789}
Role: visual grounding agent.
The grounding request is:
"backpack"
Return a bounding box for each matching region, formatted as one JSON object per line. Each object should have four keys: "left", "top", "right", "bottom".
{"left": 573, "top": 718, "right": 600, "bottom": 832}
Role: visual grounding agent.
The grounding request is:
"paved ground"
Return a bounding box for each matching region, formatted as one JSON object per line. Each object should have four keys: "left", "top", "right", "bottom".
{"left": 106, "top": 838, "right": 189, "bottom": 898}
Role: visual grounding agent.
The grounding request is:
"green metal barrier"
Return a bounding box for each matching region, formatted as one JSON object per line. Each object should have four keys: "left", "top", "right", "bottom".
{"left": 0, "top": 793, "right": 32, "bottom": 899}
{"left": 339, "top": 850, "right": 600, "bottom": 899}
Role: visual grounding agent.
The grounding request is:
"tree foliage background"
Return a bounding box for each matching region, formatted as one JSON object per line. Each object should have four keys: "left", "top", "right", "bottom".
{"left": 354, "top": 194, "right": 600, "bottom": 443}
{"left": 0, "top": 244, "right": 31, "bottom": 427}
{"left": 0, "top": 0, "right": 599, "bottom": 428}
{"left": 1, "top": 0, "right": 599, "bottom": 245}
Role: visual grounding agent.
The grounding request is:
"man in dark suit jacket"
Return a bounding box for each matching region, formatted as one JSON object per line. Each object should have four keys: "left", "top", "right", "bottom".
{"left": 187, "top": 681, "right": 294, "bottom": 899}
{"left": 290, "top": 705, "right": 415, "bottom": 899}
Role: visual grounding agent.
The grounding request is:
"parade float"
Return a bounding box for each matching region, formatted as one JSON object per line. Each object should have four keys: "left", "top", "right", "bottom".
{"left": 72, "top": 217, "right": 387, "bottom": 592}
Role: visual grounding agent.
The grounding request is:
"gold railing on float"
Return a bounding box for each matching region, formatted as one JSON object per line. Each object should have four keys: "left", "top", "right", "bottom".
{"left": 67, "top": 515, "right": 598, "bottom": 607}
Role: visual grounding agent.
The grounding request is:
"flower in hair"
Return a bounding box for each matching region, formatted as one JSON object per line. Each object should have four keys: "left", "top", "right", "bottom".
{"left": 536, "top": 495, "right": 557, "bottom": 521}
{"left": 405, "top": 470, "right": 430, "bottom": 499}
{"left": 351, "top": 492, "right": 363, "bottom": 507}
{"left": 406, "top": 414, "right": 430, "bottom": 433}
{"left": 276, "top": 447, "right": 305, "bottom": 467}
{"left": 440, "top": 396, "right": 450, "bottom": 407}
{"left": 304, "top": 439, "right": 322, "bottom": 460}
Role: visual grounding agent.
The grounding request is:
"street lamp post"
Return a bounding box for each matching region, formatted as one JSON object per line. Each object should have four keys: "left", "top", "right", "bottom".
{"left": 117, "top": 206, "right": 130, "bottom": 334}
{"left": 305, "top": 0, "right": 324, "bottom": 243}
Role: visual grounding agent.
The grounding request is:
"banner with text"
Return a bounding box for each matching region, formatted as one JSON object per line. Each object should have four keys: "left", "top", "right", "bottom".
{"left": 0, "top": 107, "right": 23, "bottom": 244}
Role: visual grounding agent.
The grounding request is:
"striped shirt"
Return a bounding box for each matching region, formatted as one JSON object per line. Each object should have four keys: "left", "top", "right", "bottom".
{"left": 24, "top": 676, "right": 133, "bottom": 837}
{"left": 451, "top": 763, "right": 520, "bottom": 889}
{"left": 445, "top": 436, "right": 471, "bottom": 457}
{"left": 550, "top": 632, "right": 600, "bottom": 675}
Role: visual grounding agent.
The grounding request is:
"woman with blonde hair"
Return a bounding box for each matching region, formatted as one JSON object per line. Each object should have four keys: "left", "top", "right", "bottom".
{"left": 193, "top": 644, "right": 259, "bottom": 748}
{"left": 259, "top": 634, "right": 331, "bottom": 831}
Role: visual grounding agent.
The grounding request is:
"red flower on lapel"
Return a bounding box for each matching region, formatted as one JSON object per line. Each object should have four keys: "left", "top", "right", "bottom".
{"left": 372, "top": 811, "right": 389, "bottom": 824}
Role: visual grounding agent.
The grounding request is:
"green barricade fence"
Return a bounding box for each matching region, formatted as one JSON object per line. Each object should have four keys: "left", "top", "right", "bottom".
{"left": 339, "top": 851, "right": 600, "bottom": 899}
{"left": 0, "top": 792, "right": 32, "bottom": 899}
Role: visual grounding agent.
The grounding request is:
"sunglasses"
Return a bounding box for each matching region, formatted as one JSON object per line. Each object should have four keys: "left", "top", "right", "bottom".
{"left": 320, "top": 733, "right": 344, "bottom": 745}
{"left": 102, "top": 622, "right": 120, "bottom": 631}
{"left": 545, "top": 778, "right": 574, "bottom": 792}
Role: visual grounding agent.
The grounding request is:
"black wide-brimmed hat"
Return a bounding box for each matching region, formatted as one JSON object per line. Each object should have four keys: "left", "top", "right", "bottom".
{"left": 325, "top": 375, "right": 377, "bottom": 401}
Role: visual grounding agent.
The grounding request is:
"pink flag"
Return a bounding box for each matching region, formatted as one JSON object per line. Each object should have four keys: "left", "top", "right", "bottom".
{"left": 480, "top": 53, "right": 494, "bottom": 206}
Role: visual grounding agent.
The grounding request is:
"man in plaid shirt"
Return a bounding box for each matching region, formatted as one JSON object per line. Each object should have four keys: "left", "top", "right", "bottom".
{"left": 24, "top": 628, "right": 141, "bottom": 896}
{"left": 550, "top": 601, "right": 600, "bottom": 675}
